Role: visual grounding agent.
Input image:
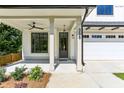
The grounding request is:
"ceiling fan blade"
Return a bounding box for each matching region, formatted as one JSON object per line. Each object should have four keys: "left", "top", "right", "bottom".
{"left": 28, "top": 24, "right": 33, "bottom": 27}
{"left": 28, "top": 22, "right": 46, "bottom": 30}
{"left": 29, "top": 27, "right": 33, "bottom": 30}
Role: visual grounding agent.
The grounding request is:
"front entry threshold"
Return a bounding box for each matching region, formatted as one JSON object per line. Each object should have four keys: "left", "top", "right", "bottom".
{"left": 59, "top": 58, "right": 68, "bottom": 61}
{"left": 58, "top": 58, "right": 76, "bottom": 64}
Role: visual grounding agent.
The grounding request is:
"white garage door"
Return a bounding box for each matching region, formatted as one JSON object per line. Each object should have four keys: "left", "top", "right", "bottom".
{"left": 84, "top": 42, "right": 124, "bottom": 60}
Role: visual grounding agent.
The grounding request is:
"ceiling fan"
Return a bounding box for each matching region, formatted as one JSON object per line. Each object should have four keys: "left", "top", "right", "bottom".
{"left": 28, "top": 22, "right": 45, "bottom": 30}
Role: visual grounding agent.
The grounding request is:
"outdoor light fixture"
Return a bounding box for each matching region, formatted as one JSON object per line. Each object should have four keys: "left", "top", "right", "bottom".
{"left": 72, "top": 34, "right": 75, "bottom": 39}
{"left": 63, "top": 25, "right": 66, "bottom": 32}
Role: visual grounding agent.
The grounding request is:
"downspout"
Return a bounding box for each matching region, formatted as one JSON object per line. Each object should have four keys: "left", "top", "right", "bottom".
{"left": 81, "top": 8, "right": 89, "bottom": 66}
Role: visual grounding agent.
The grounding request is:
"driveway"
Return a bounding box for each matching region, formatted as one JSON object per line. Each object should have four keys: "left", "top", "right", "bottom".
{"left": 83, "top": 61, "right": 124, "bottom": 88}
{"left": 47, "top": 61, "right": 124, "bottom": 88}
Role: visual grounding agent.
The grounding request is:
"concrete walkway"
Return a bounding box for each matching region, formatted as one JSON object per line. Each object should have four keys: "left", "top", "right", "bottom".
{"left": 47, "top": 72, "right": 124, "bottom": 88}
{"left": 47, "top": 73, "right": 99, "bottom": 88}
{"left": 47, "top": 61, "right": 124, "bottom": 88}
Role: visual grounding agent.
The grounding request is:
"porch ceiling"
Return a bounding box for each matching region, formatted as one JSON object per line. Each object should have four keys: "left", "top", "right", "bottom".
{"left": 0, "top": 8, "right": 87, "bottom": 31}
{"left": 0, "top": 18, "right": 77, "bottom": 31}
{"left": 0, "top": 7, "right": 97, "bottom": 31}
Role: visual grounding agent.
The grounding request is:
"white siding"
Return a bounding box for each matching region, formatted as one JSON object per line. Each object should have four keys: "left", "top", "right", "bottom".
{"left": 69, "top": 29, "right": 76, "bottom": 59}
{"left": 85, "top": 5, "right": 124, "bottom": 22}
{"left": 23, "top": 29, "right": 49, "bottom": 59}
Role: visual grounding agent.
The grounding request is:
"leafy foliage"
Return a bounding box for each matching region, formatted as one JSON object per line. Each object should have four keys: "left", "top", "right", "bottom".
{"left": 28, "top": 66, "right": 43, "bottom": 81}
{"left": 11, "top": 65, "right": 27, "bottom": 81}
{"left": 0, "top": 67, "right": 6, "bottom": 82}
{"left": 0, "top": 23, "right": 22, "bottom": 55}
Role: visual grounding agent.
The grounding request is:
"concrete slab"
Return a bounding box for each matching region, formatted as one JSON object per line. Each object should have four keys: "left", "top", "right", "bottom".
{"left": 54, "top": 64, "right": 77, "bottom": 73}
{"left": 84, "top": 61, "right": 124, "bottom": 73}
{"left": 88, "top": 73, "right": 124, "bottom": 88}
{"left": 47, "top": 73, "right": 99, "bottom": 88}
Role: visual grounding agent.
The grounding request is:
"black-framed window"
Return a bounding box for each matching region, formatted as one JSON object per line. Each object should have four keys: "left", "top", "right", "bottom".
{"left": 97, "top": 5, "right": 113, "bottom": 15}
{"left": 92, "top": 35, "right": 102, "bottom": 38}
{"left": 106, "top": 35, "right": 116, "bottom": 38}
{"left": 31, "top": 32, "right": 48, "bottom": 53}
{"left": 118, "top": 35, "right": 124, "bottom": 38}
{"left": 83, "top": 35, "right": 89, "bottom": 38}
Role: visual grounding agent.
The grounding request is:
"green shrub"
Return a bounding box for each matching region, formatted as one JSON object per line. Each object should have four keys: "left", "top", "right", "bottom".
{"left": 28, "top": 66, "right": 43, "bottom": 81}
{"left": 0, "top": 22, "right": 22, "bottom": 56}
{"left": 0, "top": 67, "right": 6, "bottom": 82}
{"left": 11, "top": 65, "right": 27, "bottom": 81}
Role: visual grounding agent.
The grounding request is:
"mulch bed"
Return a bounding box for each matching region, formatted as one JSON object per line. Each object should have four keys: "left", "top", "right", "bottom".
{"left": 0, "top": 73, "right": 51, "bottom": 88}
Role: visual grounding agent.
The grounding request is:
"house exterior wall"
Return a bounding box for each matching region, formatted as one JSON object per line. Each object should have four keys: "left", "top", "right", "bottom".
{"left": 69, "top": 29, "right": 76, "bottom": 59}
{"left": 85, "top": 5, "right": 124, "bottom": 22}
{"left": 22, "top": 28, "right": 76, "bottom": 60}
{"left": 22, "top": 29, "right": 49, "bottom": 59}
{"left": 83, "top": 29, "right": 124, "bottom": 61}
{"left": 83, "top": 5, "right": 124, "bottom": 61}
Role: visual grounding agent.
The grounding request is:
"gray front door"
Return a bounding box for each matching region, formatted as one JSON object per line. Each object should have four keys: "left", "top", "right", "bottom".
{"left": 59, "top": 32, "right": 68, "bottom": 58}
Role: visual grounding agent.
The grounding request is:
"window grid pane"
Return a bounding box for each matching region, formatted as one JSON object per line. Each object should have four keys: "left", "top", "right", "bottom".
{"left": 31, "top": 32, "right": 48, "bottom": 53}
{"left": 97, "top": 5, "right": 113, "bottom": 15}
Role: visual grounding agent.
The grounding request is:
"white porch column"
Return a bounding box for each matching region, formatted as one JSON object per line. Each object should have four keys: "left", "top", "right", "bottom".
{"left": 22, "top": 30, "right": 30, "bottom": 60}
{"left": 49, "top": 18, "right": 55, "bottom": 71}
{"left": 22, "top": 31, "right": 25, "bottom": 60}
{"left": 76, "top": 17, "right": 83, "bottom": 71}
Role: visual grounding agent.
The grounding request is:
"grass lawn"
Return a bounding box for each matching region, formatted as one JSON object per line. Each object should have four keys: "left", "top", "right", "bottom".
{"left": 113, "top": 73, "right": 124, "bottom": 80}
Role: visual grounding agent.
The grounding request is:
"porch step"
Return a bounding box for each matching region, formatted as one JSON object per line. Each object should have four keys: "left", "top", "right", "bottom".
{"left": 59, "top": 59, "right": 68, "bottom": 61}
{"left": 21, "top": 59, "right": 75, "bottom": 64}
{"left": 58, "top": 59, "right": 76, "bottom": 64}
{"left": 22, "top": 59, "right": 49, "bottom": 63}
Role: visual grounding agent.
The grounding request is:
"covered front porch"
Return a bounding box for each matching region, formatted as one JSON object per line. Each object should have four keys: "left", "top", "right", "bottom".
{"left": 5, "top": 59, "right": 77, "bottom": 73}
{"left": 3, "top": 17, "right": 83, "bottom": 71}
{"left": 0, "top": 5, "right": 94, "bottom": 71}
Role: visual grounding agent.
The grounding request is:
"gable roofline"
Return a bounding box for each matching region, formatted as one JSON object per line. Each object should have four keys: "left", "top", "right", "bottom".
{"left": 0, "top": 5, "right": 96, "bottom": 9}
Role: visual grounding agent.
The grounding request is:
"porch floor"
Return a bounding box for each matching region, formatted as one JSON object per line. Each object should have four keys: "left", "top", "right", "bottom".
{"left": 5, "top": 59, "right": 76, "bottom": 74}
